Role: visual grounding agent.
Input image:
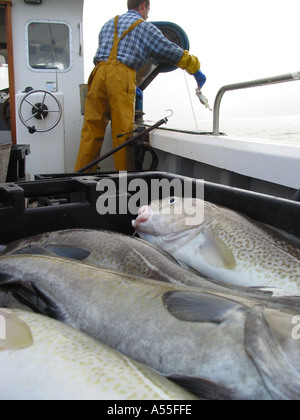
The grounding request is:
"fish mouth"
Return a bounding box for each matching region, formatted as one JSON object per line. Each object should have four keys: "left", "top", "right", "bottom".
{"left": 132, "top": 214, "right": 150, "bottom": 229}
{"left": 132, "top": 205, "right": 153, "bottom": 229}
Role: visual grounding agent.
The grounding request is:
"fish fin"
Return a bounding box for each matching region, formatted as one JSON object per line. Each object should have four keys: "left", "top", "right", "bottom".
{"left": 30, "top": 282, "right": 73, "bottom": 324}
{"left": 168, "top": 374, "right": 235, "bottom": 400}
{"left": 45, "top": 244, "right": 91, "bottom": 261}
{"left": 163, "top": 290, "right": 242, "bottom": 323}
{"left": 9, "top": 286, "right": 49, "bottom": 315}
{"left": 200, "top": 229, "right": 236, "bottom": 270}
{"left": 245, "top": 307, "right": 300, "bottom": 400}
{"left": 0, "top": 289, "right": 32, "bottom": 312}
{"left": 0, "top": 267, "right": 64, "bottom": 317}
{"left": 0, "top": 309, "right": 33, "bottom": 350}
{"left": 0, "top": 267, "right": 41, "bottom": 312}
{"left": 12, "top": 246, "right": 56, "bottom": 257}
{"left": 12, "top": 244, "right": 91, "bottom": 262}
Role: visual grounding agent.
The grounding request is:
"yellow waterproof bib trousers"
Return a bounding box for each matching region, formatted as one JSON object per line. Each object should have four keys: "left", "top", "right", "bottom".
{"left": 75, "top": 16, "right": 144, "bottom": 172}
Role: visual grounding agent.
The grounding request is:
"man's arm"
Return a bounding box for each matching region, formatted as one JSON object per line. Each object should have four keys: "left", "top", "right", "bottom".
{"left": 145, "top": 23, "right": 206, "bottom": 88}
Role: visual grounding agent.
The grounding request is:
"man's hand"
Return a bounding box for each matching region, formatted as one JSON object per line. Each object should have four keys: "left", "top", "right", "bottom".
{"left": 136, "top": 87, "right": 143, "bottom": 98}
{"left": 194, "top": 70, "right": 207, "bottom": 89}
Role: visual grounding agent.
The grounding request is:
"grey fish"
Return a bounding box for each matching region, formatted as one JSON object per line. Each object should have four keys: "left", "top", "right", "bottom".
{"left": 0, "top": 254, "right": 299, "bottom": 400}
{"left": 1, "top": 229, "right": 185, "bottom": 283}
{"left": 132, "top": 197, "right": 300, "bottom": 294}
{"left": 2, "top": 229, "right": 299, "bottom": 312}
{"left": 0, "top": 308, "right": 197, "bottom": 400}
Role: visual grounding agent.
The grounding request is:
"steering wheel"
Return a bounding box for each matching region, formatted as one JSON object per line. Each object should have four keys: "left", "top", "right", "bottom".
{"left": 19, "top": 89, "right": 62, "bottom": 134}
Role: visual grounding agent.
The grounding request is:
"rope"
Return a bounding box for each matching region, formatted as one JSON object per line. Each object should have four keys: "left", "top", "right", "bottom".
{"left": 183, "top": 71, "right": 199, "bottom": 131}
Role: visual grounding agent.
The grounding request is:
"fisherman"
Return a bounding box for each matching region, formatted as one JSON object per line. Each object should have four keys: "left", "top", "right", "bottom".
{"left": 74, "top": 0, "right": 207, "bottom": 172}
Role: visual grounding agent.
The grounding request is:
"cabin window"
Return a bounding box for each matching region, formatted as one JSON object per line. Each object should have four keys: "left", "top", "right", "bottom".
{"left": 26, "top": 20, "right": 72, "bottom": 72}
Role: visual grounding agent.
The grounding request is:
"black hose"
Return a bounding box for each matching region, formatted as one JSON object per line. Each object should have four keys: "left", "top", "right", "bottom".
{"left": 135, "top": 143, "right": 158, "bottom": 171}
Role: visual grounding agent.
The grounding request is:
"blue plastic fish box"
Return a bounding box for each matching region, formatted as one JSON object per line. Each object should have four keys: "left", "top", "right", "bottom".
{"left": 0, "top": 171, "right": 299, "bottom": 244}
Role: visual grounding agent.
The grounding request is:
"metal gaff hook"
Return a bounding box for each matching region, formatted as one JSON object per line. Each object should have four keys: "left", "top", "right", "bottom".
{"left": 165, "top": 109, "right": 174, "bottom": 119}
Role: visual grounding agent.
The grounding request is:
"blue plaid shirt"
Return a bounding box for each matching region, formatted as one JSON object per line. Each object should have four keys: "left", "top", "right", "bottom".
{"left": 94, "top": 10, "right": 184, "bottom": 71}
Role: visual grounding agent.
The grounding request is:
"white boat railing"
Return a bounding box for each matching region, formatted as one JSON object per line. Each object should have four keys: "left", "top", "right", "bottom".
{"left": 213, "top": 71, "right": 300, "bottom": 135}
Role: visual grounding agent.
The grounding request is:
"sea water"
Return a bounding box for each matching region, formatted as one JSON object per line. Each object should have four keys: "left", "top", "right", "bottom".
{"left": 218, "top": 115, "right": 300, "bottom": 143}
{"left": 161, "top": 115, "right": 300, "bottom": 143}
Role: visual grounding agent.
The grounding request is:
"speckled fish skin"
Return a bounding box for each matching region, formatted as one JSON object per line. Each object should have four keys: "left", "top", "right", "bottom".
{"left": 1, "top": 255, "right": 299, "bottom": 400}
{"left": 0, "top": 308, "right": 198, "bottom": 401}
{"left": 1, "top": 229, "right": 195, "bottom": 285}
{"left": 2, "top": 229, "right": 299, "bottom": 312}
{"left": 132, "top": 197, "right": 300, "bottom": 294}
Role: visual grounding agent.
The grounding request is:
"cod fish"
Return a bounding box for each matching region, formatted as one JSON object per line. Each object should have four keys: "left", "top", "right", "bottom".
{"left": 0, "top": 308, "right": 197, "bottom": 400}
{"left": 1, "top": 229, "right": 186, "bottom": 284}
{"left": 2, "top": 229, "right": 299, "bottom": 312}
{"left": 0, "top": 254, "right": 299, "bottom": 400}
{"left": 132, "top": 197, "right": 300, "bottom": 294}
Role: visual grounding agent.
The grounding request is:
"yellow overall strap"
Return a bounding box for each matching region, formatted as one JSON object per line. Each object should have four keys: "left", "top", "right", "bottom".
{"left": 119, "top": 18, "right": 144, "bottom": 40}
{"left": 107, "top": 16, "right": 120, "bottom": 62}
{"left": 108, "top": 15, "right": 144, "bottom": 63}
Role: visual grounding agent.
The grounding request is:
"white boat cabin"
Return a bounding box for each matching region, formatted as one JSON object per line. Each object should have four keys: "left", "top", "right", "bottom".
{"left": 0, "top": 0, "right": 84, "bottom": 175}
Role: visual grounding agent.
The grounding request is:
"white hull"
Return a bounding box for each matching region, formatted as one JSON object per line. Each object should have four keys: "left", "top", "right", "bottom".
{"left": 150, "top": 129, "right": 300, "bottom": 197}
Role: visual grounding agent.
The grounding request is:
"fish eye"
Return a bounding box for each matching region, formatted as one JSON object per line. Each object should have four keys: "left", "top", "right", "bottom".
{"left": 169, "top": 197, "right": 176, "bottom": 205}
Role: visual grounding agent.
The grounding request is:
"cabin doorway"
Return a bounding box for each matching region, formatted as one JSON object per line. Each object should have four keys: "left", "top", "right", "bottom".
{"left": 0, "top": 1, "right": 15, "bottom": 144}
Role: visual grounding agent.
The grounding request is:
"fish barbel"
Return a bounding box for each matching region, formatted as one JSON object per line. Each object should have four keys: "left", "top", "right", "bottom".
{"left": 0, "top": 308, "right": 197, "bottom": 400}
{"left": 0, "top": 254, "right": 299, "bottom": 400}
{"left": 132, "top": 197, "right": 300, "bottom": 294}
{"left": 2, "top": 229, "right": 299, "bottom": 311}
